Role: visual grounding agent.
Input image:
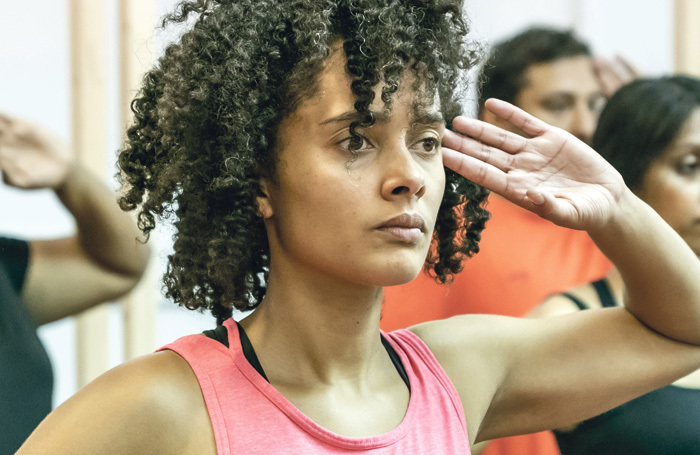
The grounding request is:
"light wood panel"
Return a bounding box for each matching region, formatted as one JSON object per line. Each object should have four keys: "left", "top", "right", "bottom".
{"left": 70, "top": 0, "right": 110, "bottom": 388}
{"left": 118, "top": 0, "right": 160, "bottom": 361}
{"left": 675, "top": 0, "right": 700, "bottom": 75}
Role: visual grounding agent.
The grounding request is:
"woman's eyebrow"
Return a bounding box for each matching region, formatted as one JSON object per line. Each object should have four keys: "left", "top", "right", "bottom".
{"left": 411, "top": 112, "right": 445, "bottom": 126}
{"left": 319, "top": 110, "right": 384, "bottom": 126}
{"left": 320, "top": 110, "right": 444, "bottom": 126}
{"left": 670, "top": 144, "right": 700, "bottom": 157}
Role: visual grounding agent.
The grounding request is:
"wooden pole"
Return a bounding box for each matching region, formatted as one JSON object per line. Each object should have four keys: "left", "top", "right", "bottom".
{"left": 70, "top": 0, "right": 110, "bottom": 388}
{"left": 675, "top": 0, "right": 700, "bottom": 76}
{"left": 119, "top": 0, "right": 160, "bottom": 360}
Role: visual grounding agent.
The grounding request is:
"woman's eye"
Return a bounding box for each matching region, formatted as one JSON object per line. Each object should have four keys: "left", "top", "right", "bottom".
{"left": 339, "top": 135, "right": 370, "bottom": 152}
{"left": 417, "top": 137, "right": 439, "bottom": 153}
{"left": 676, "top": 154, "right": 699, "bottom": 176}
{"left": 540, "top": 96, "right": 571, "bottom": 113}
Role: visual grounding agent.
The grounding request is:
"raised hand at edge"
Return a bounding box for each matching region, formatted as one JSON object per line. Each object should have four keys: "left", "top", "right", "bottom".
{"left": 0, "top": 113, "right": 72, "bottom": 190}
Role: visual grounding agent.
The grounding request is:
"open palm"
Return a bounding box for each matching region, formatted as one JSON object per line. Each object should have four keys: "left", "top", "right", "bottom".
{"left": 443, "top": 99, "right": 625, "bottom": 231}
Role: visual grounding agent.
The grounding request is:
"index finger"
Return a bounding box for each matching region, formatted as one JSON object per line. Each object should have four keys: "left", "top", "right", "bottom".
{"left": 483, "top": 98, "right": 549, "bottom": 137}
{"left": 448, "top": 117, "right": 528, "bottom": 156}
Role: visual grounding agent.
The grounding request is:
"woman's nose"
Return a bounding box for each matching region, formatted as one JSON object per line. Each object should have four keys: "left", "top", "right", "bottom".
{"left": 380, "top": 146, "right": 426, "bottom": 201}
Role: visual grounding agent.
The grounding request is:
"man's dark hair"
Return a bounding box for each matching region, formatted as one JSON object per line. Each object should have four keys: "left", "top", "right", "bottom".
{"left": 479, "top": 27, "right": 591, "bottom": 107}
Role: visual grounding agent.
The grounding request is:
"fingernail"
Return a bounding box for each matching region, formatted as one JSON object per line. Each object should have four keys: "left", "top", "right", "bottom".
{"left": 529, "top": 192, "right": 545, "bottom": 205}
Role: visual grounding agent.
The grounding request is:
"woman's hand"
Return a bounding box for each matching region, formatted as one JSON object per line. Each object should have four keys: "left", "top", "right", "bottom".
{"left": 443, "top": 98, "right": 625, "bottom": 231}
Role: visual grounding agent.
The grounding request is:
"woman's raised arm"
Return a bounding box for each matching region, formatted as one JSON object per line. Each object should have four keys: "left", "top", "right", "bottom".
{"left": 414, "top": 98, "right": 700, "bottom": 444}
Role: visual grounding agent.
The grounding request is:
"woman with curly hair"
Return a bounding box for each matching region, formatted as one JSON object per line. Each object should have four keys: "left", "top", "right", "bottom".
{"left": 17, "top": 1, "right": 700, "bottom": 454}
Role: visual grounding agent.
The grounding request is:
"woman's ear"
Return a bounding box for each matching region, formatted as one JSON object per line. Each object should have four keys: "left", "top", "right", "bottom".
{"left": 256, "top": 178, "right": 274, "bottom": 219}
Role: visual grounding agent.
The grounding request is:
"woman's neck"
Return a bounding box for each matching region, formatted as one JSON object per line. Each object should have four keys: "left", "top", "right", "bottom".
{"left": 239, "top": 266, "right": 388, "bottom": 388}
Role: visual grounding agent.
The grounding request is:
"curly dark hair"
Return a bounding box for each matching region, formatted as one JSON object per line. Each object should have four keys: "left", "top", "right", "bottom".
{"left": 118, "top": 0, "right": 491, "bottom": 324}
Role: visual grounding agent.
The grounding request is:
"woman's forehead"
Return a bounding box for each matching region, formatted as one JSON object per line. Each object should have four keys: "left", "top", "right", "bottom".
{"left": 302, "top": 48, "right": 441, "bottom": 120}
{"left": 664, "top": 109, "right": 700, "bottom": 151}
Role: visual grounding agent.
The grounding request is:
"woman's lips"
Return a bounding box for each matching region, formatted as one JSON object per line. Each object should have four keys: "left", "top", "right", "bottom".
{"left": 377, "top": 213, "right": 426, "bottom": 242}
{"left": 377, "top": 226, "right": 424, "bottom": 242}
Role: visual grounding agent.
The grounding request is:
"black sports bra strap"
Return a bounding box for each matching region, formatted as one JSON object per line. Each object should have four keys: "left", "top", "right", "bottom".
{"left": 202, "top": 324, "right": 230, "bottom": 348}
{"left": 204, "top": 323, "right": 410, "bottom": 390}
{"left": 561, "top": 292, "right": 589, "bottom": 310}
{"left": 592, "top": 278, "right": 618, "bottom": 308}
{"left": 381, "top": 336, "right": 411, "bottom": 391}
{"left": 235, "top": 321, "right": 270, "bottom": 382}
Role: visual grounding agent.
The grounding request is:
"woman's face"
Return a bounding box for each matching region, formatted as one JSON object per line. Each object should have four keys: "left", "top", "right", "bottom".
{"left": 258, "top": 47, "right": 446, "bottom": 288}
{"left": 637, "top": 108, "right": 700, "bottom": 256}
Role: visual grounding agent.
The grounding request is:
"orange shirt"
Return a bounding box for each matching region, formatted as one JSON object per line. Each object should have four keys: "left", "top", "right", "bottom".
{"left": 381, "top": 195, "right": 612, "bottom": 455}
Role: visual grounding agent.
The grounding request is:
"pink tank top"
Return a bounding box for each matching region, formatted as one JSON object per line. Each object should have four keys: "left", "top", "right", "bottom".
{"left": 160, "top": 318, "right": 470, "bottom": 454}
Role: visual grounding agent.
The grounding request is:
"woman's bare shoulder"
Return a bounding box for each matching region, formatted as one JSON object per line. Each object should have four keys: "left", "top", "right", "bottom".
{"left": 18, "top": 350, "right": 215, "bottom": 455}
{"left": 408, "top": 314, "right": 524, "bottom": 443}
{"left": 409, "top": 313, "right": 522, "bottom": 352}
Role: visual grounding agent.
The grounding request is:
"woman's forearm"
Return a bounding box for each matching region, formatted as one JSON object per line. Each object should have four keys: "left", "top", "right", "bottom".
{"left": 53, "top": 163, "right": 149, "bottom": 279}
{"left": 589, "top": 189, "right": 700, "bottom": 344}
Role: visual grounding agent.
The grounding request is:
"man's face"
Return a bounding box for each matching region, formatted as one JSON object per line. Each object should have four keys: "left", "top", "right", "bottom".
{"left": 514, "top": 55, "right": 605, "bottom": 145}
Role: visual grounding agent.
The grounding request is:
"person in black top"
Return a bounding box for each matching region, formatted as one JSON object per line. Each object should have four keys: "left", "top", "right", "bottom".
{"left": 531, "top": 76, "right": 700, "bottom": 454}
{"left": 0, "top": 114, "right": 150, "bottom": 454}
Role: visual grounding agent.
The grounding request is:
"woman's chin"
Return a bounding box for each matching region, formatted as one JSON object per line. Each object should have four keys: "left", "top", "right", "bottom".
{"left": 373, "top": 266, "right": 425, "bottom": 288}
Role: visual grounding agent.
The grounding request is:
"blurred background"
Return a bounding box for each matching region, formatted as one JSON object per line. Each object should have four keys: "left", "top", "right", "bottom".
{"left": 0, "top": 0, "right": 692, "bottom": 407}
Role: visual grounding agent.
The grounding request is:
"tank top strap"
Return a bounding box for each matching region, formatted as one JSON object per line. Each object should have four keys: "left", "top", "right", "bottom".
{"left": 592, "top": 278, "right": 618, "bottom": 308}
{"left": 561, "top": 292, "right": 589, "bottom": 310}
